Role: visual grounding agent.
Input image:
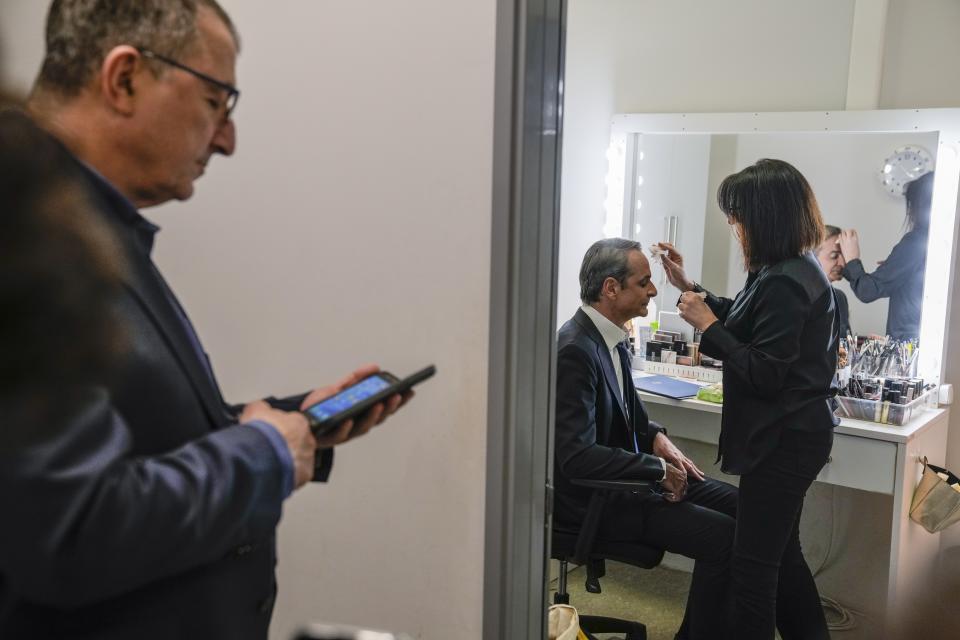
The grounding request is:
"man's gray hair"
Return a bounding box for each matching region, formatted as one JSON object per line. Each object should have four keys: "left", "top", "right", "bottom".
{"left": 34, "top": 0, "right": 239, "bottom": 96}
{"left": 579, "top": 238, "right": 642, "bottom": 303}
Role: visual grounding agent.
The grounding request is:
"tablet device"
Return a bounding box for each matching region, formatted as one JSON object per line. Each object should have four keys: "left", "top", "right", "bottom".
{"left": 632, "top": 374, "right": 701, "bottom": 399}
{"left": 302, "top": 365, "right": 436, "bottom": 435}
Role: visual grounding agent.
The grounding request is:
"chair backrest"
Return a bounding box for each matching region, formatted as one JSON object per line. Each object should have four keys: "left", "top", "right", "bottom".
{"left": 551, "top": 529, "right": 664, "bottom": 571}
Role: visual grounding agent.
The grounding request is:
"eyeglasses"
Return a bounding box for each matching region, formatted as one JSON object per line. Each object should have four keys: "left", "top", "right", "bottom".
{"left": 137, "top": 47, "right": 240, "bottom": 119}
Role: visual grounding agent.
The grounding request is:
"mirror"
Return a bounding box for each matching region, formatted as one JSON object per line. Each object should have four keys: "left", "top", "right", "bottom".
{"left": 618, "top": 130, "right": 938, "bottom": 338}
{"left": 602, "top": 110, "right": 960, "bottom": 384}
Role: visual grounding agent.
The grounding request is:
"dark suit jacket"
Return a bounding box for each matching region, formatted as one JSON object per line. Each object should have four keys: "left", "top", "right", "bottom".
{"left": 0, "top": 389, "right": 288, "bottom": 639}
{"left": 554, "top": 309, "right": 665, "bottom": 526}
{"left": 0, "top": 116, "right": 331, "bottom": 639}
{"left": 700, "top": 253, "right": 839, "bottom": 476}
{"left": 834, "top": 286, "right": 851, "bottom": 339}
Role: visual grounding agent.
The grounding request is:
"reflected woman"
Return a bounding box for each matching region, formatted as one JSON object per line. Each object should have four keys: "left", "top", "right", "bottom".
{"left": 659, "top": 159, "right": 836, "bottom": 640}
{"left": 837, "top": 171, "right": 933, "bottom": 341}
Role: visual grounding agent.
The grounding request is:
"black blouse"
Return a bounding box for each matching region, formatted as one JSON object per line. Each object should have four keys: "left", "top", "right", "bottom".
{"left": 699, "top": 252, "right": 840, "bottom": 475}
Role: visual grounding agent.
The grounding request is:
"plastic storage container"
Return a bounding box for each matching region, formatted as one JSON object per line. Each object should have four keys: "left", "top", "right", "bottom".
{"left": 834, "top": 387, "right": 938, "bottom": 426}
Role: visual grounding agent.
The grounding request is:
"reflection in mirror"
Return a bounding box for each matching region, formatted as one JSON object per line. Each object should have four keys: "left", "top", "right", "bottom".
{"left": 598, "top": 109, "right": 960, "bottom": 386}
{"left": 617, "top": 131, "right": 938, "bottom": 340}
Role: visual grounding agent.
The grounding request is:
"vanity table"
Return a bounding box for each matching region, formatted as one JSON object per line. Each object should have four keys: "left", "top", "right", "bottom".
{"left": 634, "top": 372, "right": 949, "bottom": 636}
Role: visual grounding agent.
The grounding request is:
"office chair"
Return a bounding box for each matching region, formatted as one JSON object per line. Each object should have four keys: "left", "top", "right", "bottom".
{"left": 552, "top": 478, "right": 665, "bottom": 640}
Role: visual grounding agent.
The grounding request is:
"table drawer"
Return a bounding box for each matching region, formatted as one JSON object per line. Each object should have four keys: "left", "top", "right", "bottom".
{"left": 816, "top": 433, "right": 897, "bottom": 494}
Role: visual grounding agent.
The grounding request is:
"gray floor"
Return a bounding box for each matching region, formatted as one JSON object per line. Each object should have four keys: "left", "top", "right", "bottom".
{"left": 549, "top": 561, "right": 882, "bottom": 640}
{"left": 550, "top": 561, "right": 689, "bottom": 640}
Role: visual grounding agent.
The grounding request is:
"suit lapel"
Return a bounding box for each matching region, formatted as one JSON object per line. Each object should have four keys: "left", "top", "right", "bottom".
{"left": 115, "top": 226, "right": 230, "bottom": 429}
{"left": 618, "top": 344, "right": 651, "bottom": 449}
{"left": 573, "top": 309, "right": 629, "bottom": 425}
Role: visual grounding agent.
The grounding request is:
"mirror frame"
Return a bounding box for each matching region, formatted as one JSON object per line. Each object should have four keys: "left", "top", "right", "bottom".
{"left": 606, "top": 109, "right": 960, "bottom": 384}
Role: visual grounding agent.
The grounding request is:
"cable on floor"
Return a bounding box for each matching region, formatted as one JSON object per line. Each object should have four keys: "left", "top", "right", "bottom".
{"left": 809, "top": 486, "right": 867, "bottom": 631}
{"left": 822, "top": 594, "right": 864, "bottom": 631}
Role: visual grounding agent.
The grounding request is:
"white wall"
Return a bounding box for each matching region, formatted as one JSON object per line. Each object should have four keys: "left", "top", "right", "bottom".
{"left": 0, "top": 2, "right": 496, "bottom": 638}
{"left": 880, "top": 0, "right": 960, "bottom": 109}
{"left": 0, "top": 1, "right": 44, "bottom": 96}
{"left": 556, "top": 0, "right": 617, "bottom": 322}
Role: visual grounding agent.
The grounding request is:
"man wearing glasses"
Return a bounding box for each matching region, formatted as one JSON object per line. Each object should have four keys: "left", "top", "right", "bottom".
{"left": 5, "top": 1, "right": 408, "bottom": 638}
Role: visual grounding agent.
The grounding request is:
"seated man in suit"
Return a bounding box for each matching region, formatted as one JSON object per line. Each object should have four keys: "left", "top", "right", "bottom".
{"left": 554, "top": 238, "right": 739, "bottom": 640}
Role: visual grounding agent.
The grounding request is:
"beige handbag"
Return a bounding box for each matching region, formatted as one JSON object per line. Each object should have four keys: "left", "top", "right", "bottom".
{"left": 909, "top": 457, "right": 960, "bottom": 533}
{"left": 548, "top": 604, "right": 588, "bottom": 640}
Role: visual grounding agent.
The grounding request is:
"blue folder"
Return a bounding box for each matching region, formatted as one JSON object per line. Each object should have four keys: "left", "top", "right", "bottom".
{"left": 632, "top": 374, "right": 702, "bottom": 399}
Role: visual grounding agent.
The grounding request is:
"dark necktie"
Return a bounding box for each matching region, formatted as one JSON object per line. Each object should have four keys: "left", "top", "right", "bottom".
{"left": 616, "top": 341, "right": 640, "bottom": 453}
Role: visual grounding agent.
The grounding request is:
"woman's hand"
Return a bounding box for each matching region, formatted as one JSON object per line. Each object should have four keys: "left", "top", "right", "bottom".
{"left": 677, "top": 291, "right": 719, "bottom": 331}
{"left": 838, "top": 229, "right": 861, "bottom": 263}
{"left": 657, "top": 242, "right": 696, "bottom": 291}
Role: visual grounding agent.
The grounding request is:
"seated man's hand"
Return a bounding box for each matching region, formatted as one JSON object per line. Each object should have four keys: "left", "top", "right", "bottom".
{"left": 660, "top": 462, "right": 688, "bottom": 503}
{"left": 240, "top": 401, "right": 317, "bottom": 490}
{"left": 299, "top": 364, "right": 412, "bottom": 449}
{"left": 653, "top": 432, "right": 705, "bottom": 482}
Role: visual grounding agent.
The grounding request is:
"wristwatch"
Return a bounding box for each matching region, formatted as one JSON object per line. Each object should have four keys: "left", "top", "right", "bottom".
{"left": 677, "top": 282, "right": 707, "bottom": 307}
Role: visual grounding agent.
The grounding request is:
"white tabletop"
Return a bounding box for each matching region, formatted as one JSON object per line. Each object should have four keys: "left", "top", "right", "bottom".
{"left": 632, "top": 369, "right": 946, "bottom": 444}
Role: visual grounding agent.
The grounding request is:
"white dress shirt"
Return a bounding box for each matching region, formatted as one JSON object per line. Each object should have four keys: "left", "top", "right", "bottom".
{"left": 581, "top": 304, "right": 630, "bottom": 408}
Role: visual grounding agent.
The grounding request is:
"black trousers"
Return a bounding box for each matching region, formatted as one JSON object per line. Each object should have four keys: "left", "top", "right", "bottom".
{"left": 599, "top": 477, "right": 739, "bottom": 640}
{"left": 731, "top": 428, "right": 833, "bottom": 640}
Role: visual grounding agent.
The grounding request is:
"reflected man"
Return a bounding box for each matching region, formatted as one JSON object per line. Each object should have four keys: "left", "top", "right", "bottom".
{"left": 815, "top": 224, "right": 851, "bottom": 338}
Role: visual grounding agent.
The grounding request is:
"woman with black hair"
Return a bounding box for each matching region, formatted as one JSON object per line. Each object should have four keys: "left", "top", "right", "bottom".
{"left": 658, "top": 159, "right": 836, "bottom": 640}
{"left": 837, "top": 171, "right": 933, "bottom": 341}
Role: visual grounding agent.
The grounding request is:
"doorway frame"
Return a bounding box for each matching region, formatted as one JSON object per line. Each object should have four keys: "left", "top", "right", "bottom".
{"left": 483, "top": 0, "right": 567, "bottom": 638}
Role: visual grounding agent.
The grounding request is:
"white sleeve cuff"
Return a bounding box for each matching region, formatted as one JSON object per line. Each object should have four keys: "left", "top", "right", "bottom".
{"left": 658, "top": 456, "right": 666, "bottom": 481}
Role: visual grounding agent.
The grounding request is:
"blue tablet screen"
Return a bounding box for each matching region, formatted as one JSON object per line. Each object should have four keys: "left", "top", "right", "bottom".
{"left": 305, "top": 375, "right": 391, "bottom": 421}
